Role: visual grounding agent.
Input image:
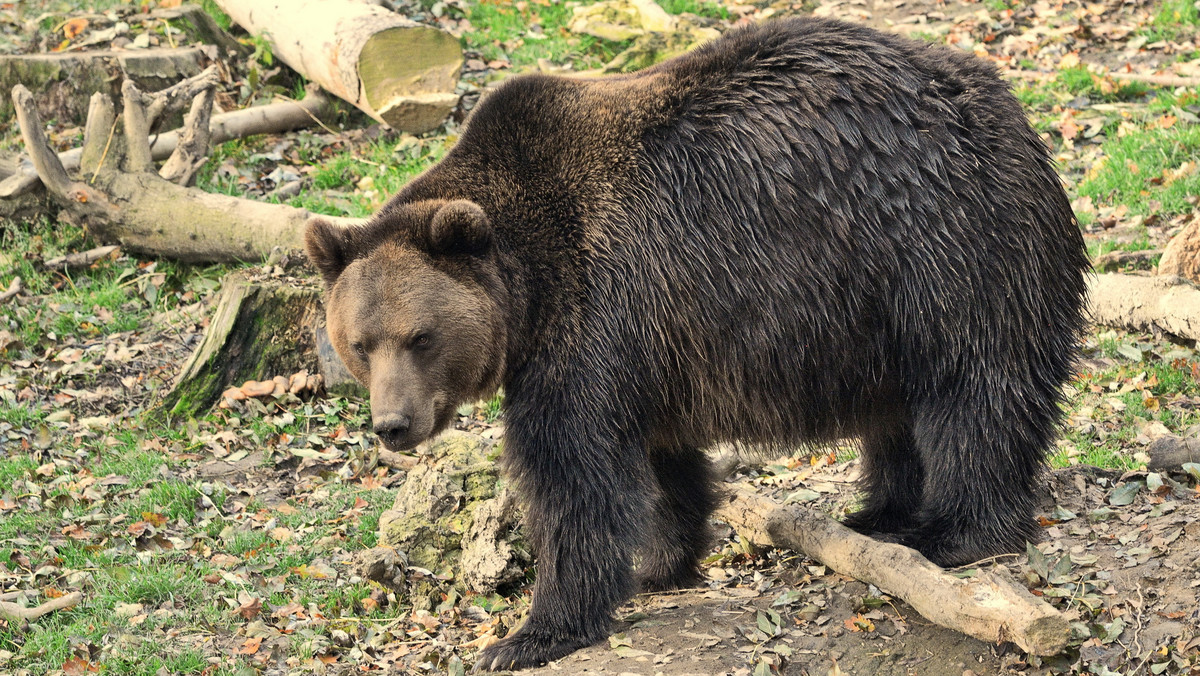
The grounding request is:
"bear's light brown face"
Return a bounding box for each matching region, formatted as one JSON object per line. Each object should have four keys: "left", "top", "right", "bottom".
{"left": 305, "top": 201, "right": 506, "bottom": 451}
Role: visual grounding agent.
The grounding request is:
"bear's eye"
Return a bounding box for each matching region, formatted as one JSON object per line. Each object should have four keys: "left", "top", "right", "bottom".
{"left": 413, "top": 334, "right": 431, "bottom": 349}
{"left": 352, "top": 342, "right": 368, "bottom": 359}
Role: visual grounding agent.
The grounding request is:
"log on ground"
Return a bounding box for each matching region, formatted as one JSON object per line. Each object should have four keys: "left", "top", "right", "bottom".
{"left": 214, "top": 0, "right": 462, "bottom": 132}
{"left": 1087, "top": 274, "right": 1200, "bottom": 342}
{"left": 0, "top": 48, "right": 206, "bottom": 126}
{"left": 716, "top": 484, "right": 1070, "bottom": 656}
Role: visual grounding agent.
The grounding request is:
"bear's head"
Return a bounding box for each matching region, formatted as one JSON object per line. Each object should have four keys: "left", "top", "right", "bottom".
{"left": 305, "top": 199, "right": 506, "bottom": 451}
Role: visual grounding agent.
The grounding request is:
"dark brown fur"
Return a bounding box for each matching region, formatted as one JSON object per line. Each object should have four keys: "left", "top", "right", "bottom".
{"left": 306, "top": 16, "right": 1089, "bottom": 671}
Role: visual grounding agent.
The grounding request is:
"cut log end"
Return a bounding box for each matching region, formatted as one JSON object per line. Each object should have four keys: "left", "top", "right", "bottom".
{"left": 359, "top": 27, "right": 462, "bottom": 132}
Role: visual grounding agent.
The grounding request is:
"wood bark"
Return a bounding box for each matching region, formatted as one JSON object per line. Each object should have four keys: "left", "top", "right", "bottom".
{"left": 1146, "top": 435, "right": 1200, "bottom": 471}
{"left": 716, "top": 485, "right": 1070, "bottom": 656}
{"left": 10, "top": 75, "right": 360, "bottom": 262}
{"left": 1087, "top": 274, "right": 1200, "bottom": 342}
{"left": 160, "top": 275, "right": 326, "bottom": 419}
{"left": 0, "top": 83, "right": 339, "bottom": 198}
{"left": 214, "top": 0, "right": 462, "bottom": 132}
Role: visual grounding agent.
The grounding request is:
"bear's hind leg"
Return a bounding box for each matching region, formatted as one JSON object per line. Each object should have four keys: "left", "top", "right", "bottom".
{"left": 636, "top": 446, "right": 717, "bottom": 592}
{"left": 904, "top": 388, "right": 1048, "bottom": 567}
{"left": 841, "top": 425, "right": 924, "bottom": 537}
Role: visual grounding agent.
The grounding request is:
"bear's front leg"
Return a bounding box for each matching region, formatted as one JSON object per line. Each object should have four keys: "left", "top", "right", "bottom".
{"left": 474, "top": 414, "right": 648, "bottom": 672}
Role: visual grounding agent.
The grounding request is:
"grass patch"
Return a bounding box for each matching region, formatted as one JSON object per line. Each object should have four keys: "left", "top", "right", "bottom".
{"left": 1055, "top": 66, "right": 1150, "bottom": 102}
{"left": 659, "top": 0, "right": 731, "bottom": 19}
{"left": 1143, "top": 0, "right": 1200, "bottom": 41}
{"left": 1079, "top": 121, "right": 1200, "bottom": 215}
{"left": 464, "top": 1, "right": 630, "bottom": 69}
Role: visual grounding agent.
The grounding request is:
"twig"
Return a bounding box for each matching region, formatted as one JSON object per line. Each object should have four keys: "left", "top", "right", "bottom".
{"left": 0, "top": 277, "right": 20, "bottom": 304}
{"left": 43, "top": 245, "right": 120, "bottom": 271}
{"left": 0, "top": 591, "right": 82, "bottom": 622}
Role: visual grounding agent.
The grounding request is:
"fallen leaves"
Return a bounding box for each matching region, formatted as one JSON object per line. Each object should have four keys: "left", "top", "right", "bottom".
{"left": 219, "top": 370, "right": 324, "bottom": 407}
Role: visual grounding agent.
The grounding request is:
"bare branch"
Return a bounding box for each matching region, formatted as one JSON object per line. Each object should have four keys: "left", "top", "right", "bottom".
{"left": 0, "top": 276, "right": 22, "bottom": 304}
{"left": 121, "top": 80, "right": 154, "bottom": 174}
{"left": 11, "top": 85, "right": 72, "bottom": 197}
{"left": 43, "top": 245, "right": 120, "bottom": 271}
{"left": 160, "top": 87, "right": 215, "bottom": 186}
{"left": 80, "top": 92, "right": 118, "bottom": 179}
{"left": 1, "top": 87, "right": 336, "bottom": 198}
{"left": 142, "top": 64, "right": 220, "bottom": 129}
{"left": 717, "top": 484, "right": 1070, "bottom": 656}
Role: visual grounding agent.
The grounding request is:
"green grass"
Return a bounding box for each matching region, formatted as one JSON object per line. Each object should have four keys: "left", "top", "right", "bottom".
{"left": 1143, "top": 0, "right": 1200, "bottom": 41}
{"left": 1079, "top": 121, "right": 1200, "bottom": 215}
{"left": 464, "top": 1, "right": 631, "bottom": 69}
{"left": 659, "top": 0, "right": 732, "bottom": 19}
{"left": 1055, "top": 66, "right": 1150, "bottom": 103}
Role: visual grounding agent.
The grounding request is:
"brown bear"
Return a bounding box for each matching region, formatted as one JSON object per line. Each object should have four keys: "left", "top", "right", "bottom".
{"left": 305, "top": 16, "right": 1089, "bottom": 672}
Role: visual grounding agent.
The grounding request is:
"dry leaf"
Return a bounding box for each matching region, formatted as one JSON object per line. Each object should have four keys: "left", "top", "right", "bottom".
{"left": 62, "top": 18, "right": 88, "bottom": 39}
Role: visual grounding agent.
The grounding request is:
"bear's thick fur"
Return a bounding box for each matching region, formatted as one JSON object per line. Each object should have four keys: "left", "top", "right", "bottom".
{"left": 306, "top": 16, "right": 1089, "bottom": 671}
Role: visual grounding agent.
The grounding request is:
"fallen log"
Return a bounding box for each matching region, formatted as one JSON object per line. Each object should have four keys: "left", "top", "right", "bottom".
{"left": 10, "top": 73, "right": 360, "bottom": 262}
{"left": 1146, "top": 435, "right": 1200, "bottom": 471}
{"left": 716, "top": 484, "right": 1070, "bottom": 656}
{"left": 1087, "top": 274, "right": 1200, "bottom": 342}
{"left": 0, "top": 83, "right": 338, "bottom": 199}
{"left": 0, "top": 591, "right": 82, "bottom": 623}
{"left": 214, "top": 0, "right": 462, "bottom": 132}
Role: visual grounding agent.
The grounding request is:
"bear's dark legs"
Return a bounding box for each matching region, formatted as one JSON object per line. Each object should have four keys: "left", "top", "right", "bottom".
{"left": 476, "top": 413, "right": 647, "bottom": 671}
{"left": 842, "top": 424, "right": 924, "bottom": 537}
{"left": 636, "top": 446, "right": 717, "bottom": 592}
{"left": 904, "top": 387, "right": 1048, "bottom": 567}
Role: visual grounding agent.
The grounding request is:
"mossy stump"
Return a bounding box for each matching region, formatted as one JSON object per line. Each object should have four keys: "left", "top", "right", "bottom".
{"left": 160, "top": 275, "right": 325, "bottom": 419}
{"left": 375, "top": 431, "right": 529, "bottom": 601}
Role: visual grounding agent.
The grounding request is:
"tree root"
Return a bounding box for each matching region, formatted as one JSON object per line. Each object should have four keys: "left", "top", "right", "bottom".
{"left": 10, "top": 72, "right": 359, "bottom": 263}
{"left": 716, "top": 484, "right": 1070, "bottom": 656}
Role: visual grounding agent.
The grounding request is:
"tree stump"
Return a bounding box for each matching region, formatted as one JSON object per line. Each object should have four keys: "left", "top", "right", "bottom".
{"left": 0, "top": 48, "right": 207, "bottom": 127}
{"left": 161, "top": 275, "right": 325, "bottom": 418}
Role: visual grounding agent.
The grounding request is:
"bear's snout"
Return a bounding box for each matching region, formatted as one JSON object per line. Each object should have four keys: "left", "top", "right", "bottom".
{"left": 373, "top": 415, "right": 413, "bottom": 450}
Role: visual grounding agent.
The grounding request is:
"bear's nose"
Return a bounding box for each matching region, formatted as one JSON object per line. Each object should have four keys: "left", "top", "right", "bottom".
{"left": 374, "top": 416, "right": 412, "bottom": 448}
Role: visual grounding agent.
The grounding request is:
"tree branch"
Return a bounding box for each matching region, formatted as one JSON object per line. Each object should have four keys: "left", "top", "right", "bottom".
{"left": 716, "top": 484, "right": 1070, "bottom": 656}
{"left": 11, "top": 85, "right": 72, "bottom": 197}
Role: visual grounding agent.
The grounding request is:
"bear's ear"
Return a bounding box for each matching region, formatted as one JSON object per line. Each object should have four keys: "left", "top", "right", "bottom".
{"left": 305, "top": 217, "right": 360, "bottom": 286}
{"left": 428, "top": 200, "right": 492, "bottom": 256}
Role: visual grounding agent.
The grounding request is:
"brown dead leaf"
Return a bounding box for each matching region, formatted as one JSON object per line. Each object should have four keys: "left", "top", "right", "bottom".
{"left": 142, "top": 511, "right": 167, "bottom": 527}
{"left": 62, "top": 18, "right": 88, "bottom": 39}
{"left": 236, "top": 636, "right": 263, "bottom": 655}
{"left": 843, "top": 614, "right": 875, "bottom": 632}
{"left": 62, "top": 657, "right": 99, "bottom": 675}
{"left": 1155, "top": 114, "right": 1177, "bottom": 129}
{"left": 235, "top": 596, "right": 263, "bottom": 620}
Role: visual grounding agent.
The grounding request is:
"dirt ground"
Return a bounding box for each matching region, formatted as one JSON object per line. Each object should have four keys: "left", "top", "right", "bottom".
{"left": 516, "top": 460, "right": 1200, "bottom": 676}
